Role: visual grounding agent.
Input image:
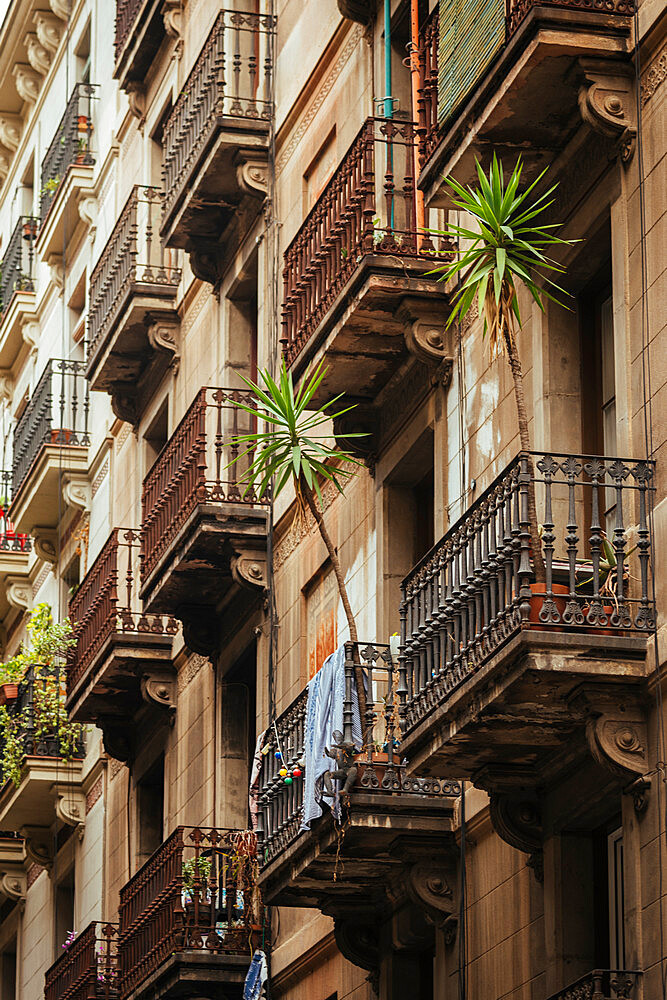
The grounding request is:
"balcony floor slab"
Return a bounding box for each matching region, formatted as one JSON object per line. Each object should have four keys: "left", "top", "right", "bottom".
{"left": 10, "top": 444, "right": 88, "bottom": 533}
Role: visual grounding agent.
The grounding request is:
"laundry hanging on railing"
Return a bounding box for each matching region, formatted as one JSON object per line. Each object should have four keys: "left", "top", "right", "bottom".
{"left": 249, "top": 728, "right": 266, "bottom": 830}
{"left": 301, "top": 644, "right": 362, "bottom": 830}
{"left": 243, "top": 949, "right": 269, "bottom": 1000}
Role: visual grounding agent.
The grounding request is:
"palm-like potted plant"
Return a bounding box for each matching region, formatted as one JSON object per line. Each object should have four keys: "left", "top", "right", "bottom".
{"left": 227, "top": 360, "right": 368, "bottom": 724}
{"left": 431, "top": 155, "right": 577, "bottom": 584}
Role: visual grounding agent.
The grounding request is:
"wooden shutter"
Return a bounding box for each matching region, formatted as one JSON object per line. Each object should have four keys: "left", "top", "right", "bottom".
{"left": 438, "top": 0, "right": 506, "bottom": 125}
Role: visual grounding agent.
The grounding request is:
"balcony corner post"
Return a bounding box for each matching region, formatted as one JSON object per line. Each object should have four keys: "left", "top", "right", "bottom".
{"left": 518, "top": 454, "right": 532, "bottom": 622}
{"left": 343, "top": 641, "right": 355, "bottom": 745}
{"left": 397, "top": 588, "right": 409, "bottom": 732}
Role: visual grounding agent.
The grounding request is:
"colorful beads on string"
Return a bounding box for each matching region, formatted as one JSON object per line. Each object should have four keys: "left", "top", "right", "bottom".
{"left": 293, "top": 767, "right": 302, "bottom": 778}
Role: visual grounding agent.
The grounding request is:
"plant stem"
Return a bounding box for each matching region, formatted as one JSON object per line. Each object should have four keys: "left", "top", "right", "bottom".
{"left": 300, "top": 477, "right": 369, "bottom": 733}
{"left": 502, "top": 320, "right": 546, "bottom": 584}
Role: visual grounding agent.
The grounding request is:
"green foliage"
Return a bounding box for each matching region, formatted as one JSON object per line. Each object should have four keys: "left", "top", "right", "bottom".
{"left": 0, "top": 604, "right": 82, "bottom": 788}
{"left": 429, "top": 154, "right": 577, "bottom": 355}
{"left": 182, "top": 855, "right": 212, "bottom": 899}
{"left": 227, "top": 359, "right": 363, "bottom": 506}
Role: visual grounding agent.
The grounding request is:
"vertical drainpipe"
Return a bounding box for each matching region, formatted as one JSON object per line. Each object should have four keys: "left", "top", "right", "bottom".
{"left": 410, "top": 0, "right": 426, "bottom": 246}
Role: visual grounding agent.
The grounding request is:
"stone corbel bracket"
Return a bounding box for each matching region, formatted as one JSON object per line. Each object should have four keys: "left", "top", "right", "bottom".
{"left": 578, "top": 58, "right": 637, "bottom": 163}
{"left": 0, "top": 371, "right": 13, "bottom": 405}
{"left": 146, "top": 313, "right": 180, "bottom": 372}
{"left": 231, "top": 550, "right": 267, "bottom": 592}
{"left": 46, "top": 254, "right": 64, "bottom": 292}
{"left": 54, "top": 786, "right": 86, "bottom": 839}
{"left": 62, "top": 474, "right": 91, "bottom": 515}
{"left": 236, "top": 156, "right": 269, "bottom": 198}
{"left": 31, "top": 527, "right": 58, "bottom": 567}
{"left": 162, "top": 0, "right": 184, "bottom": 59}
{"left": 33, "top": 11, "right": 63, "bottom": 55}
{"left": 20, "top": 826, "right": 53, "bottom": 869}
{"left": 0, "top": 868, "right": 26, "bottom": 902}
{"left": 0, "top": 114, "right": 22, "bottom": 153}
{"left": 399, "top": 299, "right": 454, "bottom": 380}
{"left": 141, "top": 669, "right": 177, "bottom": 721}
{"left": 12, "top": 63, "right": 40, "bottom": 105}
{"left": 78, "top": 196, "right": 97, "bottom": 243}
{"left": 21, "top": 320, "right": 39, "bottom": 356}
{"left": 406, "top": 859, "right": 458, "bottom": 930}
{"left": 24, "top": 32, "right": 52, "bottom": 76}
{"left": 6, "top": 577, "right": 31, "bottom": 612}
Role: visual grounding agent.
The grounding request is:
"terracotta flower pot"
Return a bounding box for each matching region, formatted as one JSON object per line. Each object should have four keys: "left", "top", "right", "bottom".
{"left": 50, "top": 429, "right": 73, "bottom": 445}
{"left": 528, "top": 582, "right": 569, "bottom": 625}
{"left": 77, "top": 115, "right": 90, "bottom": 132}
{"left": 0, "top": 683, "right": 18, "bottom": 706}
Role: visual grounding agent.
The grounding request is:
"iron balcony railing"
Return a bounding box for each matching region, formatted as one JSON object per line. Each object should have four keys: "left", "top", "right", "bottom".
{"left": 118, "top": 826, "right": 263, "bottom": 999}
{"left": 12, "top": 359, "right": 90, "bottom": 497}
{"left": 87, "top": 185, "right": 181, "bottom": 366}
{"left": 114, "top": 0, "right": 144, "bottom": 58}
{"left": 161, "top": 10, "right": 275, "bottom": 225}
{"left": 40, "top": 83, "right": 98, "bottom": 220}
{"left": 67, "top": 528, "right": 178, "bottom": 701}
{"left": 416, "top": 0, "right": 635, "bottom": 164}
{"left": 280, "top": 116, "right": 452, "bottom": 366}
{"left": 44, "top": 922, "right": 118, "bottom": 1000}
{"left": 1, "top": 663, "right": 85, "bottom": 764}
{"left": 545, "top": 969, "right": 640, "bottom": 1000}
{"left": 400, "top": 452, "right": 655, "bottom": 734}
{"left": 0, "top": 216, "right": 38, "bottom": 317}
{"left": 0, "top": 471, "right": 30, "bottom": 553}
{"left": 257, "top": 641, "right": 461, "bottom": 867}
{"left": 140, "top": 386, "right": 268, "bottom": 582}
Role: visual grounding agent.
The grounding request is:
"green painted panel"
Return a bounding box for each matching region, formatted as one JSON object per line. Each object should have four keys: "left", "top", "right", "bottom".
{"left": 437, "top": 0, "right": 505, "bottom": 126}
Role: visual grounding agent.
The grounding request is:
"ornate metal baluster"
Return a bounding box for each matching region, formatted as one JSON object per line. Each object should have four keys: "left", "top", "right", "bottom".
{"left": 560, "top": 457, "right": 584, "bottom": 625}
{"left": 583, "top": 459, "right": 607, "bottom": 626}
{"left": 536, "top": 455, "right": 560, "bottom": 623}
{"left": 632, "top": 461, "right": 655, "bottom": 629}
{"left": 608, "top": 459, "right": 632, "bottom": 627}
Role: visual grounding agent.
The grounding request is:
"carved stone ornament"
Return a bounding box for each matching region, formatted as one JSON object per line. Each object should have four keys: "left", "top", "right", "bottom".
{"left": 47, "top": 254, "right": 64, "bottom": 291}
{"left": 0, "top": 114, "right": 22, "bottom": 153}
{"left": 570, "top": 686, "right": 648, "bottom": 783}
{"left": 125, "top": 82, "right": 146, "bottom": 122}
{"left": 62, "top": 475, "right": 91, "bottom": 513}
{"left": 182, "top": 607, "right": 219, "bottom": 658}
{"left": 100, "top": 720, "right": 133, "bottom": 764}
{"left": 236, "top": 157, "right": 269, "bottom": 197}
{"left": 21, "top": 827, "right": 53, "bottom": 869}
{"left": 78, "top": 196, "right": 97, "bottom": 233}
{"left": 12, "top": 63, "right": 40, "bottom": 104}
{"left": 21, "top": 320, "right": 39, "bottom": 354}
{"left": 578, "top": 59, "right": 636, "bottom": 163}
{"left": 111, "top": 388, "right": 138, "bottom": 427}
{"left": 625, "top": 775, "right": 650, "bottom": 814}
{"left": 231, "top": 551, "right": 267, "bottom": 591}
{"left": 0, "top": 869, "right": 26, "bottom": 901}
{"left": 55, "top": 786, "right": 86, "bottom": 832}
{"left": 0, "top": 155, "right": 8, "bottom": 181}
{"left": 404, "top": 317, "right": 453, "bottom": 372}
{"left": 334, "top": 916, "right": 379, "bottom": 972}
{"left": 188, "top": 244, "right": 224, "bottom": 287}
{"left": 33, "top": 10, "right": 63, "bottom": 54}
{"left": 48, "top": 0, "right": 71, "bottom": 20}
{"left": 141, "top": 670, "right": 176, "bottom": 715}
{"left": 337, "top": 0, "right": 373, "bottom": 24}
{"left": 0, "top": 372, "right": 13, "bottom": 404}
{"left": 162, "top": 0, "right": 183, "bottom": 40}
{"left": 146, "top": 314, "right": 180, "bottom": 369}
{"left": 489, "top": 792, "right": 542, "bottom": 855}
{"left": 407, "top": 860, "right": 457, "bottom": 928}
{"left": 32, "top": 528, "right": 58, "bottom": 565}
{"left": 6, "top": 578, "right": 31, "bottom": 611}
{"left": 24, "top": 32, "right": 52, "bottom": 76}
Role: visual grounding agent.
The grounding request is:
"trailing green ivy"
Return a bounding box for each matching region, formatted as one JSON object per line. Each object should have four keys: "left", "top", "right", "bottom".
{"left": 0, "top": 604, "right": 83, "bottom": 788}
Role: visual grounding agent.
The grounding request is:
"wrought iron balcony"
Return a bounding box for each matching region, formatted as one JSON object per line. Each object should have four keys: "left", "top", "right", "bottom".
{"left": 45, "top": 922, "right": 118, "bottom": 1000}
{"left": 159, "top": 10, "right": 275, "bottom": 284}
{"left": 0, "top": 472, "right": 29, "bottom": 554}
{"left": 87, "top": 186, "right": 181, "bottom": 423}
{"left": 118, "top": 827, "right": 262, "bottom": 1000}
{"left": 399, "top": 451, "right": 654, "bottom": 786}
{"left": 67, "top": 528, "right": 176, "bottom": 760}
{"left": 258, "top": 641, "right": 459, "bottom": 918}
{"left": 139, "top": 387, "right": 268, "bottom": 656}
{"left": 545, "top": 969, "right": 640, "bottom": 1000}
{"left": 10, "top": 359, "right": 89, "bottom": 533}
{"left": 0, "top": 216, "right": 37, "bottom": 319}
{"left": 417, "top": 0, "right": 635, "bottom": 197}
{"left": 281, "top": 116, "right": 452, "bottom": 408}
{"left": 114, "top": 0, "right": 170, "bottom": 94}
{"left": 39, "top": 83, "right": 97, "bottom": 221}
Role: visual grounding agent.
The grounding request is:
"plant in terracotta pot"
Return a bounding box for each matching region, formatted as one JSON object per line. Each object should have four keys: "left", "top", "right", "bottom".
{"left": 576, "top": 531, "right": 636, "bottom": 626}
{"left": 0, "top": 655, "right": 26, "bottom": 706}
{"left": 0, "top": 604, "right": 82, "bottom": 788}
{"left": 429, "top": 155, "right": 578, "bottom": 593}
{"left": 22, "top": 218, "right": 37, "bottom": 241}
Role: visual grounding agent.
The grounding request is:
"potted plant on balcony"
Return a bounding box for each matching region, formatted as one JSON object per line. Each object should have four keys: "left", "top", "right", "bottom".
{"left": 430, "top": 155, "right": 577, "bottom": 590}
{"left": 22, "top": 218, "right": 37, "bottom": 241}
{"left": 226, "top": 359, "right": 369, "bottom": 727}
{"left": 0, "top": 603, "right": 82, "bottom": 788}
{"left": 0, "top": 655, "right": 25, "bottom": 706}
{"left": 182, "top": 855, "right": 213, "bottom": 924}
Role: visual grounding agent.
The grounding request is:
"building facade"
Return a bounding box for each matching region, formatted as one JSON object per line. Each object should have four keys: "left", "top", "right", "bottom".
{"left": 0, "top": 0, "right": 662, "bottom": 999}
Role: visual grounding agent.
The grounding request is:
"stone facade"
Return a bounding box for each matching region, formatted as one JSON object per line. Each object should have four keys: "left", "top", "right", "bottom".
{"left": 0, "top": 0, "right": 662, "bottom": 999}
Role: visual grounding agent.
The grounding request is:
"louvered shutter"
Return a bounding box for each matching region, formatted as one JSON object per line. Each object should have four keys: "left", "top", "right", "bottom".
{"left": 438, "top": 0, "right": 505, "bottom": 125}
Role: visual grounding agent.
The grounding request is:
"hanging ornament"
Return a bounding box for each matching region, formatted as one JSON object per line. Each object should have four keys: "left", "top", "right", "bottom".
{"left": 279, "top": 767, "right": 287, "bottom": 777}
{"left": 293, "top": 767, "right": 302, "bottom": 778}
{"left": 284, "top": 776, "right": 293, "bottom": 785}
{"left": 274, "top": 750, "right": 282, "bottom": 760}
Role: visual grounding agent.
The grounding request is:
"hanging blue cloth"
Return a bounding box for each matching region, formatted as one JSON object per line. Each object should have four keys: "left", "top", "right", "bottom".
{"left": 301, "top": 645, "right": 362, "bottom": 831}
{"left": 244, "top": 950, "right": 268, "bottom": 1000}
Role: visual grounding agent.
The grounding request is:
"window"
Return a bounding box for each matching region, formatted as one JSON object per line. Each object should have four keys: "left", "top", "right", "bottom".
{"left": 136, "top": 756, "right": 164, "bottom": 865}
{"left": 54, "top": 868, "right": 75, "bottom": 958}
{"left": 608, "top": 827, "right": 625, "bottom": 968}
{"left": 0, "top": 940, "right": 16, "bottom": 1000}
{"left": 143, "top": 399, "right": 168, "bottom": 472}
{"left": 305, "top": 565, "right": 338, "bottom": 679}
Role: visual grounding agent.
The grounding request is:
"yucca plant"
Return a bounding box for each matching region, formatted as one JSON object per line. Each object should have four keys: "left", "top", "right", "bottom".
{"left": 227, "top": 360, "right": 368, "bottom": 723}
{"left": 430, "top": 154, "right": 578, "bottom": 581}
